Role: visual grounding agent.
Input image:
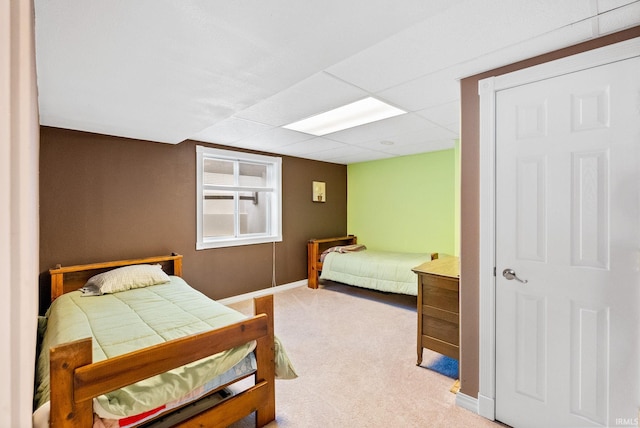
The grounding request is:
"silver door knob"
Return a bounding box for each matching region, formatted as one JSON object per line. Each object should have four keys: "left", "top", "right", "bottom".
{"left": 502, "top": 268, "right": 528, "bottom": 283}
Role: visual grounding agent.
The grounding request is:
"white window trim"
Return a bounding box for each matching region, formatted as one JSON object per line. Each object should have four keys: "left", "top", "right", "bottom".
{"left": 196, "top": 146, "right": 282, "bottom": 250}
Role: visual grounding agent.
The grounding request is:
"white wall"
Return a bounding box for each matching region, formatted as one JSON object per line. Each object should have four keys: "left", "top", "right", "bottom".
{"left": 0, "top": 0, "right": 40, "bottom": 425}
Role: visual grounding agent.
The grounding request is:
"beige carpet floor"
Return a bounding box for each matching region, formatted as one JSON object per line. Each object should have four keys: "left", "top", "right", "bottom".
{"left": 224, "top": 282, "right": 502, "bottom": 428}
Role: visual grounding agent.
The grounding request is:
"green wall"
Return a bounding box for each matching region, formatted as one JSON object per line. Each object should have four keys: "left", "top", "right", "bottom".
{"left": 454, "top": 139, "right": 460, "bottom": 256}
{"left": 347, "top": 148, "right": 457, "bottom": 255}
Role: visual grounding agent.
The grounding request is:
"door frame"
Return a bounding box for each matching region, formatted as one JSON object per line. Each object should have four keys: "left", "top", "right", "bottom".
{"left": 477, "top": 36, "right": 640, "bottom": 421}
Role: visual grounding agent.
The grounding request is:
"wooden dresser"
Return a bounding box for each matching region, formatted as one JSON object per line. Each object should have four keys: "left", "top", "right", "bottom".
{"left": 412, "top": 255, "right": 460, "bottom": 365}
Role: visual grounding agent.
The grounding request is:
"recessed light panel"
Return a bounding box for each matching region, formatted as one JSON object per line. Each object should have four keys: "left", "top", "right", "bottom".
{"left": 283, "top": 97, "right": 406, "bottom": 136}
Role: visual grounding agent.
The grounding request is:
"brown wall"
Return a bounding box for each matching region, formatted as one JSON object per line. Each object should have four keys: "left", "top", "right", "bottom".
{"left": 39, "top": 126, "right": 347, "bottom": 312}
{"left": 459, "top": 27, "right": 640, "bottom": 398}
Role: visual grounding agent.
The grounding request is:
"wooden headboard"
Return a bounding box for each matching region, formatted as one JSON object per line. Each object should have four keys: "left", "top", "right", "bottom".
{"left": 49, "top": 253, "right": 183, "bottom": 302}
{"left": 307, "top": 235, "right": 357, "bottom": 289}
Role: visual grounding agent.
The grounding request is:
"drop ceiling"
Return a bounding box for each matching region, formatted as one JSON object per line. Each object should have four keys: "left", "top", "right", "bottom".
{"left": 34, "top": 0, "right": 640, "bottom": 164}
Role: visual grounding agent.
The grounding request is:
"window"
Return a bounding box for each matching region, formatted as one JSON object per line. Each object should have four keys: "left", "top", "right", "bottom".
{"left": 196, "top": 146, "right": 282, "bottom": 249}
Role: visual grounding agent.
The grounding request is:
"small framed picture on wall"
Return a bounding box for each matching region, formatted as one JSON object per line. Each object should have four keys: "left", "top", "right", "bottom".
{"left": 312, "top": 181, "right": 326, "bottom": 202}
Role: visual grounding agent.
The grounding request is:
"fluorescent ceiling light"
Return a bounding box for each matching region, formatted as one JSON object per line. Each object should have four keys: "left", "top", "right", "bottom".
{"left": 283, "top": 97, "right": 406, "bottom": 136}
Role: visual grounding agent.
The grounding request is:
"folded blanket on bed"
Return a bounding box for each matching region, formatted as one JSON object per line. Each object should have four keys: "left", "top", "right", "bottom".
{"left": 320, "top": 244, "right": 367, "bottom": 262}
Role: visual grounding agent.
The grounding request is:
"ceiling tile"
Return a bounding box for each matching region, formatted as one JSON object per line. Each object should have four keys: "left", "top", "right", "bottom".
{"left": 234, "top": 72, "right": 369, "bottom": 126}
{"left": 327, "top": 0, "right": 595, "bottom": 93}
{"left": 381, "top": 140, "right": 455, "bottom": 157}
{"left": 313, "top": 147, "right": 395, "bottom": 164}
{"left": 190, "top": 117, "right": 273, "bottom": 145}
{"left": 324, "top": 113, "right": 438, "bottom": 145}
{"left": 275, "top": 137, "right": 346, "bottom": 156}
{"left": 231, "top": 127, "right": 313, "bottom": 151}
{"left": 597, "top": 1, "right": 640, "bottom": 34}
{"left": 454, "top": 20, "right": 596, "bottom": 79}
{"left": 377, "top": 69, "right": 460, "bottom": 113}
{"left": 597, "top": 0, "right": 638, "bottom": 12}
{"left": 354, "top": 126, "right": 457, "bottom": 151}
{"left": 416, "top": 101, "right": 460, "bottom": 131}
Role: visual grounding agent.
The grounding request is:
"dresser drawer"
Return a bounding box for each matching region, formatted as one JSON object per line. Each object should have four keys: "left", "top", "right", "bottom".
{"left": 422, "top": 314, "right": 459, "bottom": 345}
{"left": 420, "top": 336, "right": 459, "bottom": 360}
{"left": 420, "top": 275, "right": 459, "bottom": 314}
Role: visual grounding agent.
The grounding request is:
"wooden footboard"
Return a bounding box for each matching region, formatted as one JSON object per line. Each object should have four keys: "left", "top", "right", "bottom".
{"left": 307, "top": 235, "right": 357, "bottom": 289}
{"left": 49, "top": 295, "right": 276, "bottom": 428}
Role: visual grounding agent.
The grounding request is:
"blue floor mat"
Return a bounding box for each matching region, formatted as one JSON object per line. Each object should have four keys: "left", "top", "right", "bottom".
{"left": 426, "top": 355, "right": 459, "bottom": 379}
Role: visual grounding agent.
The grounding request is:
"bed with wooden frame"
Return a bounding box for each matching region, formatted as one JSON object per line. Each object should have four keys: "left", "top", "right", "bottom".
{"left": 307, "top": 236, "right": 438, "bottom": 295}
{"left": 307, "top": 236, "right": 359, "bottom": 289}
{"left": 37, "top": 254, "right": 278, "bottom": 428}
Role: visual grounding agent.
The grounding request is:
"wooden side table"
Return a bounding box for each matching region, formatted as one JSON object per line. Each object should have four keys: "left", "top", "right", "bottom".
{"left": 412, "top": 255, "right": 460, "bottom": 365}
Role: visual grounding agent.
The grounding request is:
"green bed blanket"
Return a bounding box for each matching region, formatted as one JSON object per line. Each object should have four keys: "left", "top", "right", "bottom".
{"left": 34, "top": 276, "right": 289, "bottom": 418}
{"left": 320, "top": 250, "right": 433, "bottom": 296}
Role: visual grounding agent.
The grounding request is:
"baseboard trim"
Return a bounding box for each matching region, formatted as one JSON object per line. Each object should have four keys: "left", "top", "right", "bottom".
{"left": 456, "top": 391, "right": 479, "bottom": 414}
{"left": 477, "top": 393, "right": 495, "bottom": 420}
{"left": 218, "top": 279, "right": 307, "bottom": 305}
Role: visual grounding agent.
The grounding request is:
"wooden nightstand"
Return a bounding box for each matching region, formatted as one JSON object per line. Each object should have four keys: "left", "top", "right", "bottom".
{"left": 412, "top": 255, "right": 460, "bottom": 365}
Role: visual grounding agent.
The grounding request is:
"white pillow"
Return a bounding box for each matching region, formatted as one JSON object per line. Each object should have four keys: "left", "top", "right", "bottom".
{"left": 80, "top": 264, "right": 170, "bottom": 296}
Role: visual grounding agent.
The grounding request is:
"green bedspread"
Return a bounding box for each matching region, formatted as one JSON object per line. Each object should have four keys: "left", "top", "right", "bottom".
{"left": 34, "top": 276, "right": 265, "bottom": 418}
{"left": 320, "top": 250, "right": 432, "bottom": 296}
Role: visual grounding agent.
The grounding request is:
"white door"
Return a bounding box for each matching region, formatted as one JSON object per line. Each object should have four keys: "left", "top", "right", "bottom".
{"left": 495, "top": 55, "right": 640, "bottom": 427}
